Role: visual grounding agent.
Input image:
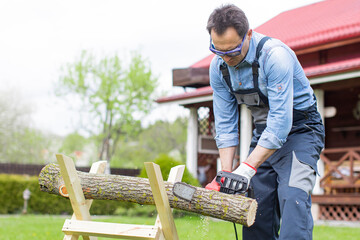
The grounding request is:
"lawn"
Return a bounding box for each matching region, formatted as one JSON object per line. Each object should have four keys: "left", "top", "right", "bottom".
{"left": 0, "top": 215, "right": 359, "bottom": 240}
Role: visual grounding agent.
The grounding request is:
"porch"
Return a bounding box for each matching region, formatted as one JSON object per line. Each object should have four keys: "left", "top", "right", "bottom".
{"left": 313, "top": 147, "right": 360, "bottom": 221}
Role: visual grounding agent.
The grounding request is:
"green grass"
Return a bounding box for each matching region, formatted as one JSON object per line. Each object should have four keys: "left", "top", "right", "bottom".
{"left": 0, "top": 215, "right": 359, "bottom": 240}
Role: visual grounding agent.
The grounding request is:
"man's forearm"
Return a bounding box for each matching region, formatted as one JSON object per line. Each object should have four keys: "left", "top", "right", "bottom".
{"left": 245, "top": 145, "right": 276, "bottom": 169}
{"left": 219, "top": 145, "right": 276, "bottom": 172}
{"left": 219, "top": 146, "right": 237, "bottom": 171}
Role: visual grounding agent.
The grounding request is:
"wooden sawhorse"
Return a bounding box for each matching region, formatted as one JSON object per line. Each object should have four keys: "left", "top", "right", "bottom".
{"left": 56, "top": 154, "right": 184, "bottom": 240}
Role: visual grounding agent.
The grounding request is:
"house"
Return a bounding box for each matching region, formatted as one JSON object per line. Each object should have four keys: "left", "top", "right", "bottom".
{"left": 157, "top": 0, "right": 360, "bottom": 221}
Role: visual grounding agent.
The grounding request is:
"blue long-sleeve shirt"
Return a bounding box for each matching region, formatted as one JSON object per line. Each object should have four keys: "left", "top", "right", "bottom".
{"left": 210, "top": 31, "right": 316, "bottom": 149}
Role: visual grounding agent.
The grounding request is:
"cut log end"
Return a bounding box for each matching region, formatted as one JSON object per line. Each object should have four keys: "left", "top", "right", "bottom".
{"left": 247, "top": 200, "right": 257, "bottom": 227}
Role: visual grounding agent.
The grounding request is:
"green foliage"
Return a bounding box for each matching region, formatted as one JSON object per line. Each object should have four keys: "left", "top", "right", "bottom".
{"left": 57, "top": 50, "right": 158, "bottom": 162}
{"left": 59, "top": 132, "right": 88, "bottom": 155}
{"left": 139, "top": 118, "right": 187, "bottom": 160}
{"left": 138, "top": 154, "right": 200, "bottom": 187}
{"left": 111, "top": 118, "right": 188, "bottom": 169}
{"left": 0, "top": 90, "right": 55, "bottom": 164}
{"left": 0, "top": 174, "right": 25, "bottom": 213}
{"left": 3, "top": 128, "right": 53, "bottom": 164}
{"left": 115, "top": 204, "right": 157, "bottom": 217}
{"left": 0, "top": 174, "right": 124, "bottom": 215}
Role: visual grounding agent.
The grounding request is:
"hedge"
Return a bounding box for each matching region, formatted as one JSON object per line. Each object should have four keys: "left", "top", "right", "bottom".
{"left": 0, "top": 174, "right": 128, "bottom": 215}
{"left": 138, "top": 154, "right": 200, "bottom": 187}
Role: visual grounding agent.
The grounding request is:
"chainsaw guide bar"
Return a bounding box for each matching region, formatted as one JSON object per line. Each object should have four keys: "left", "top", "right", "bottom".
{"left": 172, "top": 182, "right": 196, "bottom": 201}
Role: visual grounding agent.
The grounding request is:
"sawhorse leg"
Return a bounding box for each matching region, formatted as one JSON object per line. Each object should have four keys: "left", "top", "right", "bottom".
{"left": 57, "top": 154, "right": 107, "bottom": 240}
{"left": 145, "top": 163, "right": 184, "bottom": 240}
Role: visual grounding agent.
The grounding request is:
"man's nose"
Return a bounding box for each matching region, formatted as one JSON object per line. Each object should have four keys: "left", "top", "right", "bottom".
{"left": 223, "top": 55, "right": 231, "bottom": 62}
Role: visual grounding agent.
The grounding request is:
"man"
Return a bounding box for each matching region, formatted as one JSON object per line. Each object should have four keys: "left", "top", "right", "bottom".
{"left": 205, "top": 4, "right": 325, "bottom": 240}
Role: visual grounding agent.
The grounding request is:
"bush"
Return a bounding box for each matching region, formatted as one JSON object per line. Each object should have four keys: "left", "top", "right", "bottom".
{"left": 0, "top": 174, "right": 125, "bottom": 215}
{"left": 138, "top": 154, "right": 200, "bottom": 187}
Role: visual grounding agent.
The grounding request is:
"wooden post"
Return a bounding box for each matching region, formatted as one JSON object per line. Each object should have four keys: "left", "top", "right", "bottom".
{"left": 154, "top": 165, "right": 185, "bottom": 239}
{"left": 59, "top": 157, "right": 107, "bottom": 240}
{"left": 57, "top": 154, "right": 98, "bottom": 240}
{"left": 145, "top": 162, "right": 180, "bottom": 240}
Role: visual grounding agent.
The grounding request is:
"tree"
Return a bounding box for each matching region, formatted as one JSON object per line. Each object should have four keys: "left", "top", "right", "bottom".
{"left": 0, "top": 90, "right": 53, "bottom": 164}
{"left": 139, "top": 118, "right": 188, "bottom": 161}
{"left": 111, "top": 118, "right": 188, "bottom": 168}
{"left": 57, "top": 51, "right": 158, "bottom": 163}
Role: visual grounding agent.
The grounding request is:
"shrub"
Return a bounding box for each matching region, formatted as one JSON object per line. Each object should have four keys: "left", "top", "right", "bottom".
{"left": 138, "top": 154, "right": 200, "bottom": 187}
{"left": 0, "top": 174, "right": 124, "bottom": 215}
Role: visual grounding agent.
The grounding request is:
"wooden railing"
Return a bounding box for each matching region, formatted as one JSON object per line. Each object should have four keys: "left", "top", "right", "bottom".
{"left": 320, "top": 147, "right": 360, "bottom": 193}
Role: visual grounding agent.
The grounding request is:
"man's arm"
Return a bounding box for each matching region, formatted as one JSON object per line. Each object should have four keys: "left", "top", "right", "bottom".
{"left": 245, "top": 145, "right": 276, "bottom": 169}
{"left": 220, "top": 145, "right": 276, "bottom": 171}
{"left": 230, "top": 145, "right": 276, "bottom": 189}
{"left": 219, "top": 146, "right": 237, "bottom": 171}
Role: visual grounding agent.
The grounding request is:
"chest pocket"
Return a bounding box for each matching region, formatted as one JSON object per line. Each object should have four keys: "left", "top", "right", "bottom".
{"left": 235, "top": 92, "right": 261, "bottom": 106}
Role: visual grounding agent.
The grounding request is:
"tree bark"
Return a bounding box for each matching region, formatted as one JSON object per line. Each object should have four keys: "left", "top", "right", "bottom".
{"left": 38, "top": 164, "right": 257, "bottom": 227}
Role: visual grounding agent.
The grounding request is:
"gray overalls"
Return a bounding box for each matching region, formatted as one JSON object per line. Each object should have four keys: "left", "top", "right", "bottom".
{"left": 220, "top": 37, "right": 325, "bottom": 240}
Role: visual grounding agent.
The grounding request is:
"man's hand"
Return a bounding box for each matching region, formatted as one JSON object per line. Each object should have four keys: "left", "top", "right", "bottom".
{"left": 232, "top": 163, "right": 257, "bottom": 190}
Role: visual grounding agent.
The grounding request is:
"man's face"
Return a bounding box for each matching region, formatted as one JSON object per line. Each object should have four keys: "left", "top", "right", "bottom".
{"left": 210, "top": 27, "right": 251, "bottom": 67}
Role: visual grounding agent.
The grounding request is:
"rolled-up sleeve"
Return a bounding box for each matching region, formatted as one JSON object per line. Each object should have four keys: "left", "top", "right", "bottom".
{"left": 258, "top": 46, "right": 294, "bottom": 149}
{"left": 209, "top": 58, "right": 239, "bottom": 148}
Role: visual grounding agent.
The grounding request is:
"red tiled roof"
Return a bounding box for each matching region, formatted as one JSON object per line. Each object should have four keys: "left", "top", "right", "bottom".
{"left": 190, "top": 54, "right": 215, "bottom": 68}
{"left": 157, "top": 58, "right": 360, "bottom": 103}
{"left": 305, "top": 57, "right": 360, "bottom": 77}
{"left": 156, "top": 86, "right": 212, "bottom": 103}
{"left": 189, "top": 0, "right": 360, "bottom": 70}
{"left": 256, "top": 0, "right": 360, "bottom": 50}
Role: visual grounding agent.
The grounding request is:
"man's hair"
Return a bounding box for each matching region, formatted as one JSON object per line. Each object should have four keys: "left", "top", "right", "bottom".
{"left": 206, "top": 4, "right": 249, "bottom": 38}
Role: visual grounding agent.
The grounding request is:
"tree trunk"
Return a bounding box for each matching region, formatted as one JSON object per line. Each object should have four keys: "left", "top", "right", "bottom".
{"left": 38, "top": 164, "right": 257, "bottom": 227}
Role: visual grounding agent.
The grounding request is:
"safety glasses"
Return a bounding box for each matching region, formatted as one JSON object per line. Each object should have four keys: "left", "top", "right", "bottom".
{"left": 209, "top": 34, "right": 246, "bottom": 57}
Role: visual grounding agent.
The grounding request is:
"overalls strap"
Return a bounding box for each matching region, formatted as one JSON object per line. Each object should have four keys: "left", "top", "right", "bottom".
{"left": 252, "top": 36, "right": 271, "bottom": 104}
{"left": 220, "top": 36, "right": 271, "bottom": 105}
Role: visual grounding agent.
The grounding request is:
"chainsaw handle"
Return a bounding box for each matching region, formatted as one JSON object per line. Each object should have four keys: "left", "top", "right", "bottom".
{"left": 215, "top": 171, "right": 248, "bottom": 195}
{"left": 247, "top": 185, "right": 254, "bottom": 199}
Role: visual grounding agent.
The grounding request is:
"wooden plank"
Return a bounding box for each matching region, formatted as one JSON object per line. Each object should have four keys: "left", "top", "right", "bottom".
{"left": 63, "top": 160, "right": 107, "bottom": 240}
{"left": 321, "top": 147, "right": 360, "bottom": 154}
{"left": 62, "top": 220, "right": 159, "bottom": 240}
{"left": 312, "top": 194, "right": 360, "bottom": 205}
{"left": 56, "top": 154, "right": 92, "bottom": 220}
{"left": 63, "top": 234, "right": 78, "bottom": 240}
{"left": 154, "top": 165, "right": 185, "bottom": 229}
{"left": 167, "top": 165, "right": 185, "bottom": 183}
{"left": 145, "top": 162, "right": 179, "bottom": 240}
{"left": 56, "top": 154, "right": 94, "bottom": 240}
{"left": 172, "top": 68, "right": 209, "bottom": 87}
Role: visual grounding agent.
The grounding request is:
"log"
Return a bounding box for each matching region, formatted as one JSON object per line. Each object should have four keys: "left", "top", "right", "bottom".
{"left": 38, "top": 163, "right": 257, "bottom": 227}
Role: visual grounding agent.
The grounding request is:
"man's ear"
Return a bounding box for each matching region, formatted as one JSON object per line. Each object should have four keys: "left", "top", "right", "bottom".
{"left": 247, "top": 29, "right": 253, "bottom": 40}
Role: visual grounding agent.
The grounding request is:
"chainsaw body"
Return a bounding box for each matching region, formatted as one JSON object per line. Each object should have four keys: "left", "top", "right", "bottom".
{"left": 215, "top": 171, "right": 254, "bottom": 198}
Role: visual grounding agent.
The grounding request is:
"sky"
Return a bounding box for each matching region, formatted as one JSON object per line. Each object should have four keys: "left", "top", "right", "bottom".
{"left": 0, "top": 0, "right": 322, "bottom": 136}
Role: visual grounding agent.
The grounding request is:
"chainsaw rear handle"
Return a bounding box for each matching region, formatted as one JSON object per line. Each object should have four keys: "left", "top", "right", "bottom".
{"left": 215, "top": 171, "right": 248, "bottom": 195}
{"left": 215, "top": 171, "right": 254, "bottom": 198}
